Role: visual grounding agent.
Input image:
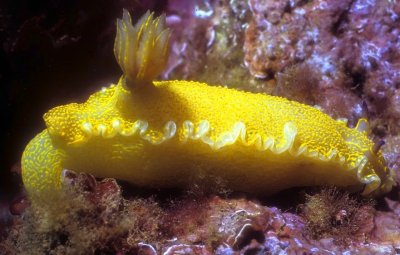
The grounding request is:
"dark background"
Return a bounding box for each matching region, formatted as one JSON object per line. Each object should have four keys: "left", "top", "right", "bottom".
{"left": 0, "top": 0, "right": 168, "bottom": 203}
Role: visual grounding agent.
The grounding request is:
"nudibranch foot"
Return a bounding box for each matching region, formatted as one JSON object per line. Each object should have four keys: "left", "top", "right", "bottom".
{"left": 21, "top": 130, "right": 65, "bottom": 204}
{"left": 21, "top": 9, "right": 395, "bottom": 205}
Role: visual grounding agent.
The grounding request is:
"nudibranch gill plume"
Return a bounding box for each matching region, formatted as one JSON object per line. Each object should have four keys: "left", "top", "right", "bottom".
{"left": 22, "top": 10, "right": 395, "bottom": 205}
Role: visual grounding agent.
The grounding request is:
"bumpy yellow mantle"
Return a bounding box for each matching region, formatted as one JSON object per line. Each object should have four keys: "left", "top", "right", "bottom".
{"left": 21, "top": 10, "right": 394, "bottom": 204}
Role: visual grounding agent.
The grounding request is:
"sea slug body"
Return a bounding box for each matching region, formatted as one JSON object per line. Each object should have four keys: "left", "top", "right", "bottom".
{"left": 21, "top": 10, "right": 395, "bottom": 205}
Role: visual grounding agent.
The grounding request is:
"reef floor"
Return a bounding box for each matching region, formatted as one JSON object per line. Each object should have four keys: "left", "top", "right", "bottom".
{"left": 1, "top": 165, "right": 400, "bottom": 254}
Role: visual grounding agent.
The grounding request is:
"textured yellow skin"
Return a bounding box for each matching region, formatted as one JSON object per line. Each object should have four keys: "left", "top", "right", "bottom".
{"left": 22, "top": 10, "right": 394, "bottom": 204}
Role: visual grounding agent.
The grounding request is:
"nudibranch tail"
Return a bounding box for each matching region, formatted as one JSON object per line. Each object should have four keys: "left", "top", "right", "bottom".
{"left": 21, "top": 130, "right": 65, "bottom": 204}
{"left": 114, "top": 9, "right": 171, "bottom": 85}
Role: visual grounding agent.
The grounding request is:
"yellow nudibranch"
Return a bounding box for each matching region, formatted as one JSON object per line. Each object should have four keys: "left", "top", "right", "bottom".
{"left": 22, "top": 10, "right": 395, "bottom": 204}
